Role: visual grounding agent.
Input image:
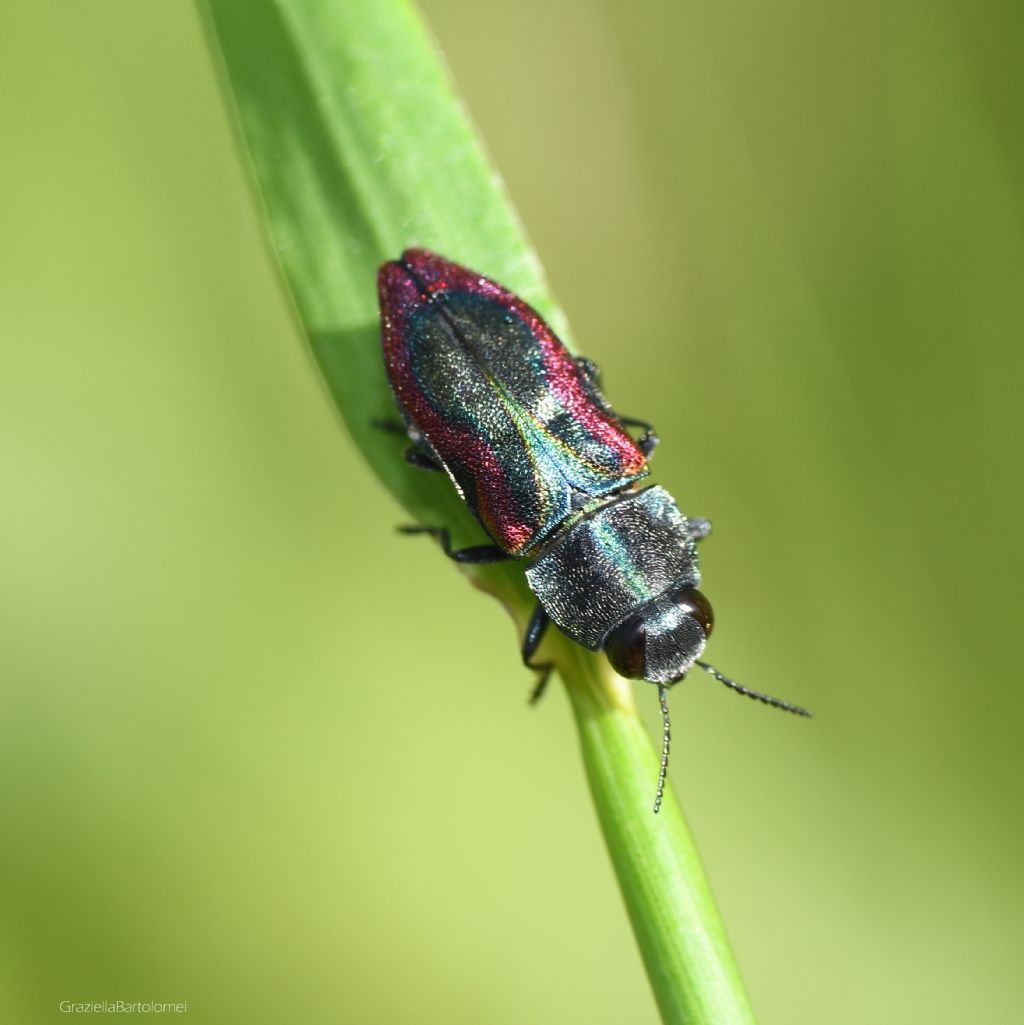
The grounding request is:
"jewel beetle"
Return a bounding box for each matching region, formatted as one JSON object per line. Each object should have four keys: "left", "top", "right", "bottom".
{"left": 378, "top": 249, "right": 810, "bottom": 811}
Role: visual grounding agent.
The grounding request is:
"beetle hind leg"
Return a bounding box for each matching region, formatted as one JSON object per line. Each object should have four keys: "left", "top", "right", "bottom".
{"left": 373, "top": 418, "right": 443, "bottom": 472}
{"left": 403, "top": 448, "right": 443, "bottom": 472}
{"left": 371, "top": 417, "right": 409, "bottom": 436}
{"left": 523, "top": 603, "right": 554, "bottom": 704}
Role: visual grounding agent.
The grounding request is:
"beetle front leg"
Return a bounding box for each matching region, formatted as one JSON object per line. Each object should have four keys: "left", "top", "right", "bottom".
{"left": 522, "top": 603, "right": 554, "bottom": 704}
{"left": 397, "top": 525, "right": 510, "bottom": 564}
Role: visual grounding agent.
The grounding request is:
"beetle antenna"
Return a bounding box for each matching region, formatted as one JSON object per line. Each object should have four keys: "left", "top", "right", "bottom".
{"left": 653, "top": 684, "right": 671, "bottom": 814}
{"left": 694, "top": 660, "right": 812, "bottom": 717}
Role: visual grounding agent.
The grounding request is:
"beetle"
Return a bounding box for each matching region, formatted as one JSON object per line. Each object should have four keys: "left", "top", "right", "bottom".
{"left": 378, "top": 249, "right": 809, "bottom": 811}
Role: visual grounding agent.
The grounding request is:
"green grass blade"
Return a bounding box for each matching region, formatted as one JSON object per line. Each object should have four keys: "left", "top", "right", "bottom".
{"left": 198, "top": 1, "right": 757, "bottom": 1020}
{"left": 566, "top": 649, "right": 757, "bottom": 1024}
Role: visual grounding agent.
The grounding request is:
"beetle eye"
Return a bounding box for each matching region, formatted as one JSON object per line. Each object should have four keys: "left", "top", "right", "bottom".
{"left": 674, "top": 588, "right": 714, "bottom": 638}
{"left": 605, "top": 615, "right": 647, "bottom": 679}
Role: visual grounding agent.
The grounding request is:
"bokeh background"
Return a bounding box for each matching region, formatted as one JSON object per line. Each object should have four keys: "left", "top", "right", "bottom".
{"left": 2, "top": 2, "right": 1022, "bottom": 1023}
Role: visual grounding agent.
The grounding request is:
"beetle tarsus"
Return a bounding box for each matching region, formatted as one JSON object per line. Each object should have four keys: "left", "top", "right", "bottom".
{"left": 686, "top": 517, "right": 712, "bottom": 541}
{"left": 618, "top": 415, "right": 659, "bottom": 458}
{"left": 372, "top": 417, "right": 409, "bottom": 436}
{"left": 528, "top": 670, "right": 552, "bottom": 704}
{"left": 637, "top": 431, "right": 659, "bottom": 457}
{"left": 373, "top": 418, "right": 441, "bottom": 471}
{"left": 574, "top": 356, "right": 602, "bottom": 385}
{"left": 404, "top": 448, "right": 442, "bottom": 472}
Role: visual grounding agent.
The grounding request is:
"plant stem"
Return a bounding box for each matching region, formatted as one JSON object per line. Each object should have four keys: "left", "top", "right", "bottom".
{"left": 563, "top": 646, "right": 756, "bottom": 1024}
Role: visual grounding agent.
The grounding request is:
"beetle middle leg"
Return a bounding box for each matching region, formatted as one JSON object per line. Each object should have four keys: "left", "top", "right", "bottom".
{"left": 574, "top": 358, "right": 659, "bottom": 457}
{"left": 398, "top": 525, "right": 510, "bottom": 564}
{"left": 618, "top": 416, "right": 659, "bottom": 458}
{"left": 523, "top": 603, "right": 554, "bottom": 704}
{"left": 401, "top": 528, "right": 553, "bottom": 699}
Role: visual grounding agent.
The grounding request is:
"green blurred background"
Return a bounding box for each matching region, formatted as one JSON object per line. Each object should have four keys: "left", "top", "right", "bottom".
{"left": 2, "top": 2, "right": 1022, "bottom": 1023}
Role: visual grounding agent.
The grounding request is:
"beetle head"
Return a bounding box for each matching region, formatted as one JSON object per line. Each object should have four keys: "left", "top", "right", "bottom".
{"left": 604, "top": 588, "right": 714, "bottom": 684}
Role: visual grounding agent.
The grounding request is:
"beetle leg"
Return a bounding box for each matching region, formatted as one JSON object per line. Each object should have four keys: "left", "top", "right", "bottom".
{"left": 636, "top": 431, "right": 659, "bottom": 458}
{"left": 404, "top": 448, "right": 443, "bottom": 472}
{"left": 686, "top": 517, "right": 712, "bottom": 541}
{"left": 618, "top": 416, "right": 659, "bottom": 458}
{"left": 397, "top": 525, "right": 510, "bottom": 564}
{"left": 574, "top": 358, "right": 659, "bottom": 456}
{"left": 523, "top": 603, "right": 554, "bottom": 704}
{"left": 374, "top": 419, "right": 442, "bottom": 471}
{"left": 371, "top": 417, "right": 409, "bottom": 436}
{"left": 574, "top": 356, "right": 602, "bottom": 384}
